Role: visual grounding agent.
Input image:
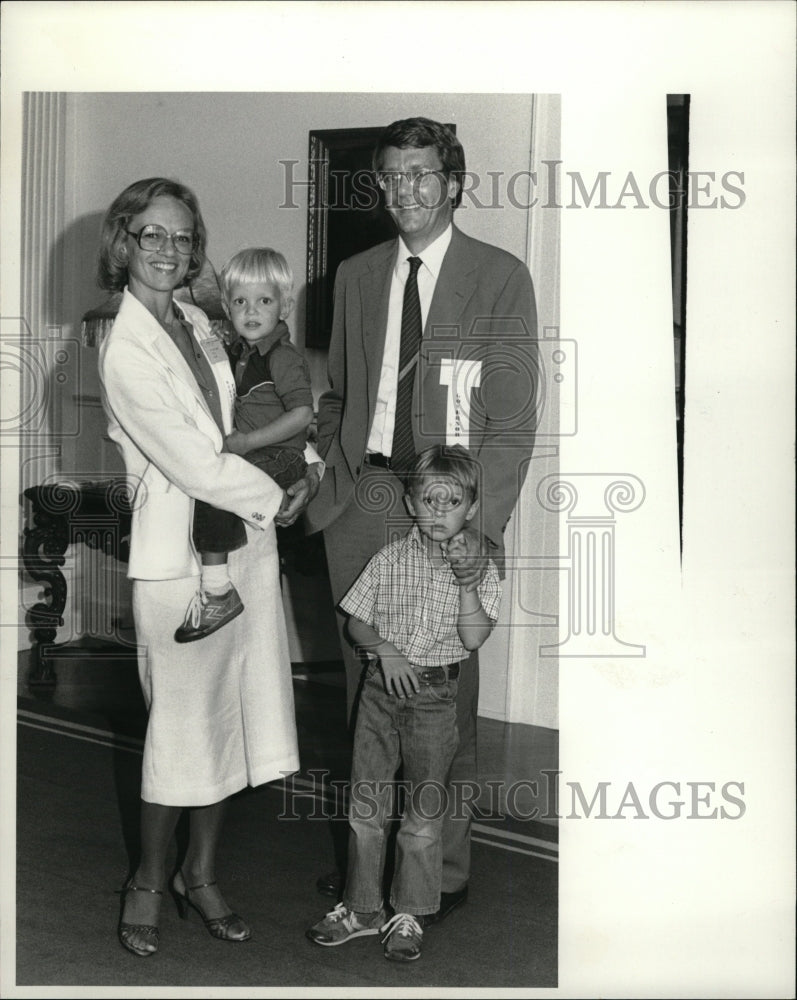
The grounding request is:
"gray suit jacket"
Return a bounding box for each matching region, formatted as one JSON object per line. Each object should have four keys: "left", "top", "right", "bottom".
{"left": 306, "top": 225, "right": 538, "bottom": 560}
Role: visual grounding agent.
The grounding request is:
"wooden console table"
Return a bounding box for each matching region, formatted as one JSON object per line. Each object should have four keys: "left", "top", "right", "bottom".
{"left": 21, "top": 478, "right": 329, "bottom": 685}
{"left": 22, "top": 479, "right": 133, "bottom": 684}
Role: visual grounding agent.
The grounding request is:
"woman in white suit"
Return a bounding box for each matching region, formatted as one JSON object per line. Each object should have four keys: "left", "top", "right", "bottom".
{"left": 98, "top": 178, "right": 316, "bottom": 957}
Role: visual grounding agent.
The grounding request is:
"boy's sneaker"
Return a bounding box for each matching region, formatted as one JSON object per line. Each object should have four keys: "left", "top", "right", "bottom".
{"left": 174, "top": 586, "right": 244, "bottom": 643}
{"left": 381, "top": 913, "right": 424, "bottom": 962}
{"left": 306, "top": 903, "right": 387, "bottom": 946}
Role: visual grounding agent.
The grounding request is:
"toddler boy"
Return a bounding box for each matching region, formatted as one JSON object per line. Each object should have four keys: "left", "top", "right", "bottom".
{"left": 175, "top": 247, "right": 313, "bottom": 642}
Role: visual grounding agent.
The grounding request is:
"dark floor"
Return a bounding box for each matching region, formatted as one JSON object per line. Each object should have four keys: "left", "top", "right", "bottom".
{"left": 14, "top": 641, "right": 558, "bottom": 989}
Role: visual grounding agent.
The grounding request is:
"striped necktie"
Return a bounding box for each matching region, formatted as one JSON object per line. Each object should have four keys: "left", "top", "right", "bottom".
{"left": 390, "top": 256, "right": 423, "bottom": 474}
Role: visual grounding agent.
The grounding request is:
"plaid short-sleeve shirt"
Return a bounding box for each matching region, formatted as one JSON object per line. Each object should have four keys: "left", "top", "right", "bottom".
{"left": 339, "top": 525, "right": 502, "bottom": 666}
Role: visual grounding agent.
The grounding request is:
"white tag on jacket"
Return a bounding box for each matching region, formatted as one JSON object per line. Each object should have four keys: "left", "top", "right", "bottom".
{"left": 439, "top": 358, "right": 482, "bottom": 448}
{"left": 199, "top": 337, "right": 237, "bottom": 434}
{"left": 200, "top": 337, "right": 228, "bottom": 365}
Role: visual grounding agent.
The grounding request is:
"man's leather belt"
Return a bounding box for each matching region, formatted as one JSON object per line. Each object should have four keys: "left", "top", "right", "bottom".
{"left": 412, "top": 662, "right": 460, "bottom": 685}
{"left": 364, "top": 452, "right": 393, "bottom": 470}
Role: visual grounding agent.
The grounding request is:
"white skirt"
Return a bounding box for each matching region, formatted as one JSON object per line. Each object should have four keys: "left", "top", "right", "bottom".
{"left": 132, "top": 522, "right": 299, "bottom": 806}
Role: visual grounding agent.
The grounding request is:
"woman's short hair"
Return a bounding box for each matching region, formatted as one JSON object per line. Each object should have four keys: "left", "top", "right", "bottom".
{"left": 97, "top": 177, "right": 207, "bottom": 292}
{"left": 372, "top": 117, "right": 466, "bottom": 209}
{"left": 219, "top": 247, "right": 294, "bottom": 304}
{"left": 407, "top": 444, "right": 480, "bottom": 500}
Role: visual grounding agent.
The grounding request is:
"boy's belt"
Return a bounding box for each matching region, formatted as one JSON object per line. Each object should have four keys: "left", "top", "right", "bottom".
{"left": 412, "top": 662, "right": 460, "bottom": 685}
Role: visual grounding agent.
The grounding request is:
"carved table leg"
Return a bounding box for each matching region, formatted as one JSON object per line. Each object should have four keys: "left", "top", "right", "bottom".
{"left": 22, "top": 500, "right": 69, "bottom": 685}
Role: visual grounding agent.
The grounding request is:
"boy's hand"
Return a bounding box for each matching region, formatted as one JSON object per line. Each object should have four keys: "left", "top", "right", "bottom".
{"left": 379, "top": 653, "right": 421, "bottom": 699}
{"left": 443, "top": 532, "right": 469, "bottom": 562}
{"left": 442, "top": 527, "right": 489, "bottom": 592}
{"left": 225, "top": 430, "right": 250, "bottom": 456}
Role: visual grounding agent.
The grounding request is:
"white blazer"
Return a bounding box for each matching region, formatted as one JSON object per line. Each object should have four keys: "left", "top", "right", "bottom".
{"left": 99, "top": 288, "right": 284, "bottom": 581}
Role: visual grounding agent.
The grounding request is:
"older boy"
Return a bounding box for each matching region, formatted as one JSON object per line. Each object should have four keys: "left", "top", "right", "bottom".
{"left": 306, "top": 445, "right": 501, "bottom": 962}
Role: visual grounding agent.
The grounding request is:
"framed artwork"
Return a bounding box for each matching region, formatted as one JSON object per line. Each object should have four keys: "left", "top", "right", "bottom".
{"left": 305, "top": 127, "right": 392, "bottom": 349}
{"left": 305, "top": 124, "right": 455, "bottom": 349}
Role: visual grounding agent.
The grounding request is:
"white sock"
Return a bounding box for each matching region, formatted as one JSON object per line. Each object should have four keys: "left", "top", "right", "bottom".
{"left": 201, "top": 562, "right": 231, "bottom": 595}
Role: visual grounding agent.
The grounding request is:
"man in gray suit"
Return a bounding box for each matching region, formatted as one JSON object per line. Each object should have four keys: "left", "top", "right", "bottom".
{"left": 306, "top": 117, "right": 537, "bottom": 921}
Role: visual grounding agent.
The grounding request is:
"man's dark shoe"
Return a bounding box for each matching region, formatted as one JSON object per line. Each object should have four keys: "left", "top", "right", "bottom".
{"left": 316, "top": 870, "right": 344, "bottom": 898}
{"left": 424, "top": 886, "right": 468, "bottom": 925}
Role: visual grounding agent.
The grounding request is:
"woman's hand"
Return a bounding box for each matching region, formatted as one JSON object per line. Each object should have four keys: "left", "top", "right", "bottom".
{"left": 225, "top": 430, "right": 250, "bottom": 457}
{"left": 274, "top": 463, "right": 322, "bottom": 527}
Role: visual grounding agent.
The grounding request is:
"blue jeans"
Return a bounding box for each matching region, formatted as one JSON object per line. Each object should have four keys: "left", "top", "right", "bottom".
{"left": 343, "top": 663, "right": 459, "bottom": 916}
{"left": 192, "top": 448, "right": 306, "bottom": 554}
{"left": 248, "top": 445, "right": 307, "bottom": 490}
{"left": 323, "top": 472, "right": 479, "bottom": 893}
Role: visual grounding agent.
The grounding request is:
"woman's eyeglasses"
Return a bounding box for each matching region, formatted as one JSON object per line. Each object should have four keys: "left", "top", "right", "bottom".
{"left": 125, "top": 225, "right": 198, "bottom": 255}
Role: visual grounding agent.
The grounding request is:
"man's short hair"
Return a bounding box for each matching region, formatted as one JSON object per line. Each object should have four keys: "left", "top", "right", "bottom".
{"left": 407, "top": 444, "right": 480, "bottom": 500}
{"left": 220, "top": 247, "right": 294, "bottom": 303}
{"left": 373, "top": 117, "right": 466, "bottom": 209}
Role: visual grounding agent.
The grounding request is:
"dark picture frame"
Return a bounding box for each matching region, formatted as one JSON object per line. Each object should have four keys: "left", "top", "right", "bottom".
{"left": 305, "top": 127, "right": 392, "bottom": 349}
{"left": 305, "top": 124, "right": 455, "bottom": 349}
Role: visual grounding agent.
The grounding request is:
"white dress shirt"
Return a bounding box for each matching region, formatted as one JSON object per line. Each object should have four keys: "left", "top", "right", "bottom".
{"left": 366, "top": 224, "right": 453, "bottom": 457}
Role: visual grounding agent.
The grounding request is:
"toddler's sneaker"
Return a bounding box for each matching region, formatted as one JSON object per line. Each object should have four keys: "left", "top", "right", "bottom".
{"left": 306, "top": 903, "right": 387, "bottom": 946}
{"left": 381, "top": 912, "right": 423, "bottom": 962}
{"left": 174, "top": 586, "right": 244, "bottom": 643}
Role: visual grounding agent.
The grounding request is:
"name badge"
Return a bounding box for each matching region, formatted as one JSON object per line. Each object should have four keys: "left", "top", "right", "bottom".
{"left": 201, "top": 337, "right": 229, "bottom": 365}
{"left": 439, "top": 358, "right": 483, "bottom": 449}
